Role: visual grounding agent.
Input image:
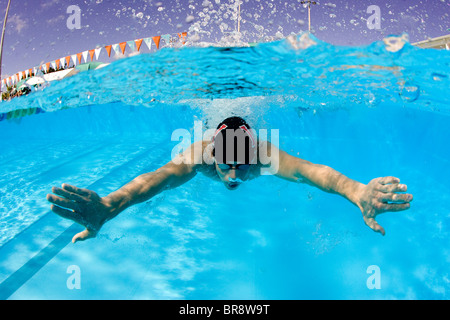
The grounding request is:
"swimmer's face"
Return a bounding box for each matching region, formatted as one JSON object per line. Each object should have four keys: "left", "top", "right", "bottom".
{"left": 215, "top": 161, "right": 251, "bottom": 190}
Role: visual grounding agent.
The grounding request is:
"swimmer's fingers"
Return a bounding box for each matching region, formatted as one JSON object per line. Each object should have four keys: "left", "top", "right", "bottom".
{"left": 378, "top": 192, "right": 413, "bottom": 204}
{"left": 72, "top": 229, "right": 97, "bottom": 243}
{"left": 376, "top": 183, "right": 407, "bottom": 193}
{"left": 47, "top": 194, "right": 86, "bottom": 226}
{"left": 49, "top": 203, "right": 96, "bottom": 241}
{"left": 49, "top": 203, "right": 98, "bottom": 243}
{"left": 49, "top": 203, "right": 80, "bottom": 223}
{"left": 376, "top": 176, "right": 400, "bottom": 185}
{"left": 46, "top": 193, "right": 79, "bottom": 211}
{"left": 52, "top": 186, "right": 86, "bottom": 202}
{"left": 377, "top": 202, "right": 411, "bottom": 213}
{"left": 363, "top": 216, "right": 385, "bottom": 236}
{"left": 61, "top": 183, "right": 91, "bottom": 197}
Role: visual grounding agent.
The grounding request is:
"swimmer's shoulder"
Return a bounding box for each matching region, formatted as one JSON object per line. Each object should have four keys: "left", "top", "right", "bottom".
{"left": 193, "top": 140, "right": 218, "bottom": 178}
{"left": 179, "top": 140, "right": 214, "bottom": 168}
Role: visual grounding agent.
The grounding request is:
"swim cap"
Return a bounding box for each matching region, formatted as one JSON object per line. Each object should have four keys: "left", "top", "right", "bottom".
{"left": 212, "top": 116, "right": 257, "bottom": 164}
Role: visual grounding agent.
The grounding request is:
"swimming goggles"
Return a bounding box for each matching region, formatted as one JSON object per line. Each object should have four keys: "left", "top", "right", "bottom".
{"left": 217, "top": 163, "right": 251, "bottom": 171}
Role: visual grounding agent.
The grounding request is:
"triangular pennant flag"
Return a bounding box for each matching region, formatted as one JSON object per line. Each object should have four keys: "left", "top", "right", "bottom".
{"left": 82, "top": 51, "right": 89, "bottom": 63}
{"left": 76, "top": 53, "right": 82, "bottom": 65}
{"left": 105, "top": 45, "right": 112, "bottom": 57}
{"left": 89, "top": 49, "right": 95, "bottom": 61}
{"left": 143, "top": 37, "right": 152, "bottom": 51}
{"left": 94, "top": 47, "right": 102, "bottom": 60}
{"left": 51, "top": 61, "right": 56, "bottom": 70}
{"left": 152, "top": 36, "right": 161, "bottom": 49}
{"left": 66, "top": 56, "right": 71, "bottom": 67}
{"left": 60, "top": 58, "right": 66, "bottom": 68}
{"left": 178, "top": 32, "right": 187, "bottom": 44}
{"left": 45, "top": 63, "right": 51, "bottom": 73}
{"left": 56, "top": 59, "right": 60, "bottom": 70}
{"left": 112, "top": 44, "right": 121, "bottom": 56}
{"left": 22, "top": 71, "right": 26, "bottom": 79}
{"left": 29, "top": 69, "right": 33, "bottom": 76}
{"left": 161, "top": 34, "right": 171, "bottom": 46}
{"left": 127, "top": 40, "right": 136, "bottom": 52}
{"left": 135, "top": 39, "right": 143, "bottom": 51}
{"left": 25, "top": 70, "right": 29, "bottom": 78}
{"left": 72, "top": 54, "right": 78, "bottom": 66}
{"left": 119, "top": 42, "right": 127, "bottom": 54}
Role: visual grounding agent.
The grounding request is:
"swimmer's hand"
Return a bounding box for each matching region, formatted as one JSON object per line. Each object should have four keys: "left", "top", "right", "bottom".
{"left": 355, "top": 176, "right": 413, "bottom": 236}
{"left": 47, "top": 184, "right": 113, "bottom": 243}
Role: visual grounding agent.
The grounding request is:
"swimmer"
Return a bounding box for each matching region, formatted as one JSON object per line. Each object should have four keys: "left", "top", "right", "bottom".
{"left": 47, "top": 116, "right": 413, "bottom": 242}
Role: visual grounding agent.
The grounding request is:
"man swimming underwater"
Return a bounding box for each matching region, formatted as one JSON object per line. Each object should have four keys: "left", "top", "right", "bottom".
{"left": 47, "top": 116, "right": 413, "bottom": 243}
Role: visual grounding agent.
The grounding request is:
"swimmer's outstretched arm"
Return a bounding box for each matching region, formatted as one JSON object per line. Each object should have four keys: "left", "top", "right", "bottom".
{"left": 269, "top": 143, "right": 413, "bottom": 235}
{"left": 47, "top": 143, "right": 201, "bottom": 243}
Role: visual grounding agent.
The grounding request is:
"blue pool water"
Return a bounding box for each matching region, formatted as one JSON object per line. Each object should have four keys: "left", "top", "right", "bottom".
{"left": 0, "top": 34, "right": 449, "bottom": 299}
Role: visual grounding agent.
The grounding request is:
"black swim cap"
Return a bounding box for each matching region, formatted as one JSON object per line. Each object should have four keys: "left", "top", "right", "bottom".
{"left": 212, "top": 116, "right": 257, "bottom": 164}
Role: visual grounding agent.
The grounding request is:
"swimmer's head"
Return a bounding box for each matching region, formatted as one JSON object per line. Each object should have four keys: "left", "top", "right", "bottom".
{"left": 212, "top": 116, "right": 257, "bottom": 190}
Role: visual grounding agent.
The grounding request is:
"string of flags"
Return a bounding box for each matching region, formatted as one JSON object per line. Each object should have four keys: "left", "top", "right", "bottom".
{"left": 1, "top": 32, "right": 187, "bottom": 89}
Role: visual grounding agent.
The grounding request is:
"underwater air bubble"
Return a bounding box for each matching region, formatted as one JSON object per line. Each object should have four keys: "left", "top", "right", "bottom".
{"left": 400, "top": 82, "right": 420, "bottom": 102}
{"left": 364, "top": 92, "right": 380, "bottom": 107}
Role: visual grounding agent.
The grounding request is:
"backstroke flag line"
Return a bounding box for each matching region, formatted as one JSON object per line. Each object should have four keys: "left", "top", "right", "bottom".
{"left": 1, "top": 32, "right": 187, "bottom": 89}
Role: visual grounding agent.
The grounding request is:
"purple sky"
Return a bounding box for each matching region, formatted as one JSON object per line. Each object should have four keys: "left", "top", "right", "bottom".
{"left": 1, "top": 0, "right": 449, "bottom": 80}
